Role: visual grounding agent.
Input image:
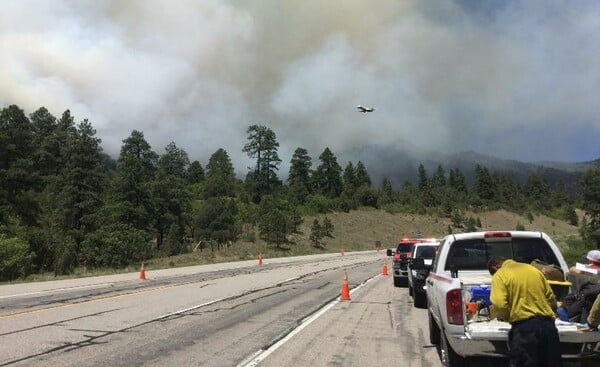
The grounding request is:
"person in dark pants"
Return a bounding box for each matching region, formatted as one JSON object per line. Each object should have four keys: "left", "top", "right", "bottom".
{"left": 488, "top": 257, "right": 562, "bottom": 367}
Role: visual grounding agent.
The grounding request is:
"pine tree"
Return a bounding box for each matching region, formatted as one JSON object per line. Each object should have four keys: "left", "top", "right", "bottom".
{"left": 473, "top": 165, "right": 495, "bottom": 201}
{"left": 197, "top": 197, "right": 238, "bottom": 245}
{"left": 342, "top": 162, "right": 356, "bottom": 195}
{"left": 51, "top": 119, "right": 108, "bottom": 272}
{"left": 309, "top": 219, "right": 324, "bottom": 247}
{"left": 30, "top": 107, "right": 59, "bottom": 178}
{"left": 417, "top": 164, "right": 428, "bottom": 193}
{"left": 524, "top": 172, "right": 550, "bottom": 210}
{"left": 431, "top": 165, "right": 447, "bottom": 188}
{"left": 565, "top": 205, "right": 578, "bottom": 226}
{"left": 323, "top": 216, "right": 334, "bottom": 237}
{"left": 312, "top": 147, "right": 342, "bottom": 198}
{"left": 259, "top": 209, "right": 288, "bottom": 248}
{"left": 0, "top": 105, "right": 37, "bottom": 225}
{"left": 417, "top": 164, "right": 435, "bottom": 207}
{"left": 580, "top": 169, "right": 600, "bottom": 246}
{"left": 355, "top": 161, "right": 371, "bottom": 187}
{"left": 151, "top": 142, "right": 192, "bottom": 251}
{"left": 448, "top": 168, "right": 468, "bottom": 194}
{"left": 243, "top": 125, "right": 281, "bottom": 202}
{"left": 288, "top": 147, "right": 312, "bottom": 203}
{"left": 381, "top": 177, "right": 394, "bottom": 204}
{"left": 204, "top": 148, "right": 236, "bottom": 198}
{"left": 109, "top": 130, "right": 157, "bottom": 230}
{"left": 187, "top": 161, "right": 205, "bottom": 184}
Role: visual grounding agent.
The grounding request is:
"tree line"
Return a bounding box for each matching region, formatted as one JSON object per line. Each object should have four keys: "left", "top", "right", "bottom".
{"left": 1, "top": 104, "right": 599, "bottom": 280}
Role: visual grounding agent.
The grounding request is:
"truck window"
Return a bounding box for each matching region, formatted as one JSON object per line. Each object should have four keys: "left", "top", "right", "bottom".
{"left": 396, "top": 244, "right": 414, "bottom": 253}
{"left": 444, "top": 238, "right": 560, "bottom": 271}
{"left": 415, "top": 246, "right": 436, "bottom": 258}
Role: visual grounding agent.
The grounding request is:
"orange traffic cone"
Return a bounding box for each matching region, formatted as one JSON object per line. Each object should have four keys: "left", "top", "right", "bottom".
{"left": 341, "top": 247, "right": 345, "bottom": 256}
{"left": 340, "top": 271, "right": 351, "bottom": 301}
{"left": 139, "top": 262, "right": 146, "bottom": 280}
{"left": 258, "top": 253, "right": 263, "bottom": 266}
{"left": 381, "top": 260, "right": 388, "bottom": 276}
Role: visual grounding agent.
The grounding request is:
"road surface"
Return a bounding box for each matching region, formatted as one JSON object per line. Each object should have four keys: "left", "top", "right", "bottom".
{"left": 0, "top": 251, "right": 442, "bottom": 366}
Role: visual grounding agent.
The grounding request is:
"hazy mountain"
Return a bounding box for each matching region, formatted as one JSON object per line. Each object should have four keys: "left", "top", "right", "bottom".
{"left": 339, "top": 145, "right": 598, "bottom": 192}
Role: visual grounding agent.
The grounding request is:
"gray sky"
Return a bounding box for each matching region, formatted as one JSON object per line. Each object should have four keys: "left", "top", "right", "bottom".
{"left": 1, "top": 0, "right": 598, "bottom": 177}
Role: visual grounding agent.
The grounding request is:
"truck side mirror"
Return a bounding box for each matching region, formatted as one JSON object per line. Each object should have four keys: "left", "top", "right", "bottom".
{"left": 386, "top": 249, "right": 393, "bottom": 256}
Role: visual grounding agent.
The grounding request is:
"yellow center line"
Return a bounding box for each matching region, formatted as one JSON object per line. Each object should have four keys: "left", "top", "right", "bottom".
{"left": 0, "top": 279, "right": 202, "bottom": 319}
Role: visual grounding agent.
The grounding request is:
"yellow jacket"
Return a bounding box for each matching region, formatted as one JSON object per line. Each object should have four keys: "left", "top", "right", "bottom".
{"left": 490, "top": 259, "right": 556, "bottom": 324}
{"left": 588, "top": 294, "right": 600, "bottom": 328}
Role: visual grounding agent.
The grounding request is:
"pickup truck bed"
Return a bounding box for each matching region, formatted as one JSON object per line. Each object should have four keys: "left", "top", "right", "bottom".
{"left": 426, "top": 231, "right": 600, "bottom": 366}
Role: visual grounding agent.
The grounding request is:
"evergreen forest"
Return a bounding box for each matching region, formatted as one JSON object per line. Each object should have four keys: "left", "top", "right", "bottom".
{"left": 1, "top": 105, "right": 599, "bottom": 281}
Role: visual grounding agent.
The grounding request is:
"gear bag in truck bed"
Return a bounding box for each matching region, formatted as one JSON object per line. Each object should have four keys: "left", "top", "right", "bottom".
{"left": 561, "top": 281, "right": 600, "bottom": 323}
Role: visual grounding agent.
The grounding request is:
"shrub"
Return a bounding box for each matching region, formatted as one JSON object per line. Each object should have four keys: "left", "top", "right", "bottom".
{"left": 303, "top": 195, "right": 332, "bottom": 215}
{"left": 355, "top": 187, "right": 379, "bottom": 208}
{"left": 0, "top": 235, "right": 32, "bottom": 280}
{"left": 80, "top": 224, "right": 151, "bottom": 268}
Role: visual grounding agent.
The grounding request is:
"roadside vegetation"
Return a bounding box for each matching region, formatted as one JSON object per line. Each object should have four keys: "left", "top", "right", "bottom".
{"left": 1, "top": 104, "right": 599, "bottom": 282}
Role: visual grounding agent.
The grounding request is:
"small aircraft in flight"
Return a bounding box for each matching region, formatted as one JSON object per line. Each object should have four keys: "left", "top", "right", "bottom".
{"left": 357, "top": 105, "right": 375, "bottom": 113}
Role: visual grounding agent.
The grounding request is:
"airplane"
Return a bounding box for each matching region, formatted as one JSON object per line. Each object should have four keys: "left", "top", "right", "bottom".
{"left": 357, "top": 105, "right": 375, "bottom": 113}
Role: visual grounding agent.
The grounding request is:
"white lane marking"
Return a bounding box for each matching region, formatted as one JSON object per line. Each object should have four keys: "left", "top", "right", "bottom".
{"left": 158, "top": 274, "right": 305, "bottom": 321}
{"left": 238, "top": 273, "right": 381, "bottom": 367}
{"left": 156, "top": 298, "right": 224, "bottom": 319}
{"left": 0, "top": 283, "right": 115, "bottom": 299}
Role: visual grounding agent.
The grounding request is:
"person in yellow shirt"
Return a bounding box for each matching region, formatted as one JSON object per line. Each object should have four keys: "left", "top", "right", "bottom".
{"left": 488, "top": 257, "right": 562, "bottom": 367}
{"left": 584, "top": 293, "right": 600, "bottom": 330}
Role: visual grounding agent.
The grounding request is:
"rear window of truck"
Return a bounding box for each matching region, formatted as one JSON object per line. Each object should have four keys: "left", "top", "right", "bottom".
{"left": 396, "top": 244, "right": 414, "bottom": 253}
{"left": 444, "top": 238, "right": 559, "bottom": 271}
{"left": 415, "top": 246, "right": 437, "bottom": 258}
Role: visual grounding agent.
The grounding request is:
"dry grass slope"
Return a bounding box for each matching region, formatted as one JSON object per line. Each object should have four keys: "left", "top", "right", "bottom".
{"left": 19, "top": 208, "right": 582, "bottom": 282}
{"left": 295, "top": 208, "right": 580, "bottom": 252}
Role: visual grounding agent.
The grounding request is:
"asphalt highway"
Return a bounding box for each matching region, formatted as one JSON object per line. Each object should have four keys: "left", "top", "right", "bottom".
{"left": 0, "top": 251, "right": 442, "bottom": 367}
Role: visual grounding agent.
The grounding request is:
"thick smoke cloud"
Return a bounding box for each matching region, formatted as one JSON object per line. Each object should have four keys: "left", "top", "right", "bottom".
{"left": 1, "top": 0, "right": 598, "bottom": 178}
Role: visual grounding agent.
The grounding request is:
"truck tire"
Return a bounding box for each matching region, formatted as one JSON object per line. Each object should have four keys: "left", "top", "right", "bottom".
{"left": 409, "top": 284, "right": 413, "bottom": 296}
{"left": 428, "top": 311, "right": 440, "bottom": 345}
{"left": 393, "top": 277, "right": 402, "bottom": 287}
{"left": 440, "top": 333, "right": 467, "bottom": 367}
{"left": 414, "top": 290, "right": 427, "bottom": 309}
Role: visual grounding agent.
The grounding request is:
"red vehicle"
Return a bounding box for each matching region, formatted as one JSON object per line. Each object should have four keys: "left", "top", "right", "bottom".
{"left": 387, "top": 238, "right": 437, "bottom": 287}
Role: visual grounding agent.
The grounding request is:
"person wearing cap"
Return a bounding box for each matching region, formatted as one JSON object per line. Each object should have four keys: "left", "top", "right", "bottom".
{"left": 584, "top": 250, "right": 600, "bottom": 270}
{"left": 569, "top": 250, "right": 600, "bottom": 274}
{"left": 488, "top": 257, "right": 561, "bottom": 367}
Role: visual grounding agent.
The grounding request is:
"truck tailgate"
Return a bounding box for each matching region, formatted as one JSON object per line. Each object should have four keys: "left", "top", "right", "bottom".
{"left": 467, "top": 320, "right": 600, "bottom": 343}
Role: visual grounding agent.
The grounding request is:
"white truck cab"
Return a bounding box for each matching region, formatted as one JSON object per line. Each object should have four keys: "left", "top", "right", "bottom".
{"left": 425, "top": 231, "right": 600, "bottom": 366}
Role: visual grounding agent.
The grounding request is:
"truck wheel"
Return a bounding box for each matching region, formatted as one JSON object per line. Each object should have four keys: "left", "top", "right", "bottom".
{"left": 393, "top": 277, "right": 402, "bottom": 287}
{"left": 428, "top": 312, "right": 440, "bottom": 345}
{"left": 440, "top": 333, "right": 466, "bottom": 367}
{"left": 414, "top": 291, "right": 427, "bottom": 309}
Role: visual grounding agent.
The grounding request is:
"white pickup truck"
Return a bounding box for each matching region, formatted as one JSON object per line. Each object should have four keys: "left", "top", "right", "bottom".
{"left": 424, "top": 231, "right": 600, "bottom": 367}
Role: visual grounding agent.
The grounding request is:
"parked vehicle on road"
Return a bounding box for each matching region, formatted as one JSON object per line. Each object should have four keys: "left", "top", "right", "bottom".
{"left": 387, "top": 238, "right": 437, "bottom": 287}
{"left": 424, "top": 231, "right": 600, "bottom": 366}
{"left": 408, "top": 241, "right": 439, "bottom": 308}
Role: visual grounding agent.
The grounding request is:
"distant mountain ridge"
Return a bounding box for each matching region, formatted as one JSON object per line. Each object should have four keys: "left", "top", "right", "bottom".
{"left": 339, "top": 146, "right": 599, "bottom": 193}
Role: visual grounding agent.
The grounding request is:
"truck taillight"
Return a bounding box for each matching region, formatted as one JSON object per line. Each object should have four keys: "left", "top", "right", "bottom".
{"left": 484, "top": 231, "right": 512, "bottom": 243}
{"left": 446, "top": 289, "right": 464, "bottom": 325}
{"left": 484, "top": 232, "right": 511, "bottom": 239}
